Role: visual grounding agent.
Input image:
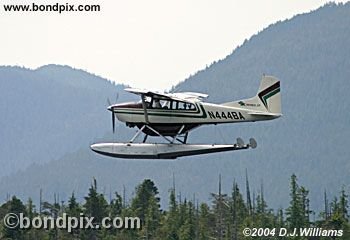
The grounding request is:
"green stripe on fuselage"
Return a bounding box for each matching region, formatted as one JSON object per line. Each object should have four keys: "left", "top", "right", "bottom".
{"left": 114, "top": 104, "right": 208, "bottom": 119}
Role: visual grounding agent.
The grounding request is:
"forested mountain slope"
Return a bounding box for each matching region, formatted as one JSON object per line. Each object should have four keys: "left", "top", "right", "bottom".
{"left": 0, "top": 3, "right": 349, "bottom": 210}
{"left": 0, "top": 65, "right": 132, "bottom": 176}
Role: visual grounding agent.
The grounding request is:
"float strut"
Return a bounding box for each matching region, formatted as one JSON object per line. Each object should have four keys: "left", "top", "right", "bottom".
{"left": 129, "top": 125, "right": 146, "bottom": 143}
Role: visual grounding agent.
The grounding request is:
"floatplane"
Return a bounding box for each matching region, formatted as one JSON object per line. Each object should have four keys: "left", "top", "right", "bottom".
{"left": 91, "top": 75, "right": 281, "bottom": 159}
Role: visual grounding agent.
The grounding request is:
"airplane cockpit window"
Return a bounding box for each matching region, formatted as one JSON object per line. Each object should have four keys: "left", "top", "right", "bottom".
{"left": 151, "top": 98, "right": 170, "bottom": 109}
{"left": 187, "top": 103, "right": 196, "bottom": 110}
{"left": 178, "top": 102, "right": 186, "bottom": 110}
{"left": 149, "top": 98, "right": 196, "bottom": 110}
{"left": 161, "top": 100, "right": 171, "bottom": 109}
{"left": 176, "top": 101, "right": 196, "bottom": 110}
{"left": 154, "top": 99, "right": 162, "bottom": 108}
{"left": 137, "top": 97, "right": 152, "bottom": 108}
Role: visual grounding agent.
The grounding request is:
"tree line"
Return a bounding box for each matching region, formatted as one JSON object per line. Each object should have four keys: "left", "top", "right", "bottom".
{"left": 0, "top": 174, "right": 349, "bottom": 240}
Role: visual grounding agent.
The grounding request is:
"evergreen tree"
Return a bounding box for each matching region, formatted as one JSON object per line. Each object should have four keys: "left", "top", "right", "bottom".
{"left": 110, "top": 192, "right": 123, "bottom": 217}
{"left": 66, "top": 192, "right": 82, "bottom": 237}
{"left": 328, "top": 197, "right": 344, "bottom": 230}
{"left": 276, "top": 208, "right": 284, "bottom": 228}
{"left": 339, "top": 187, "right": 348, "bottom": 221}
{"left": 82, "top": 178, "right": 108, "bottom": 240}
{"left": 84, "top": 178, "right": 108, "bottom": 223}
{"left": 142, "top": 195, "right": 161, "bottom": 240}
{"left": 231, "top": 181, "right": 248, "bottom": 240}
{"left": 286, "top": 174, "right": 310, "bottom": 229}
{"left": 178, "top": 201, "right": 196, "bottom": 240}
{"left": 299, "top": 186, "right": 311, "bottom": 225}
{"left": 245, "top": 170, "right": 253, "bottom": 215}
{"left": 26, "top": 198, "right": 35, "bottom": 220}
{"left": 164, "top": 188, "right": 179, "bottom": 240}
{"left": 130, "top": 179, "right": 160, "bottom": 239}
{"left": 131, "top": 179, "right": 160, "bottom": 223}
{"left": 198, "top": 203, "right": 213, "bottom": 240}
{"left": 211, "top": 175, "right": 230, "bottom": 240}
{"left": 1, "top": 196, "right": 27, "bottom": 240}
{"left": 67, "top": 192, "right": 81, "bottom": 217}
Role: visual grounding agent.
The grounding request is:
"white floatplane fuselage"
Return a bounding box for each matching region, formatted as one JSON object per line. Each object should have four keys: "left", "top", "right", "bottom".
{"left": 90, "top": 75, "right": 282, "bottom": 159}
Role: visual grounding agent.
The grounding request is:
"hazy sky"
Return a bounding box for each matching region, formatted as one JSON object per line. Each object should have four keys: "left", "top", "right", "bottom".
{"left": 1, "top": 0, "right": 348, "bottom": 90}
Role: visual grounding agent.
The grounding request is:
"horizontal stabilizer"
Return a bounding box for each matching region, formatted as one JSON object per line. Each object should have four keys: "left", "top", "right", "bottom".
{"left": 248, "top": 112, "right": 282, "bottom": 117}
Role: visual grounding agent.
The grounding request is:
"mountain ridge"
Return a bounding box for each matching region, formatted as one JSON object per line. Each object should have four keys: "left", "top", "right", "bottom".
{"left": 0, "top": 64, "right": 134, "bottom": 177}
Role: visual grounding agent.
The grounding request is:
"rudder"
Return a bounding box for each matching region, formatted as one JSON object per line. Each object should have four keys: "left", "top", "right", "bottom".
{"left": 257, "top": 75, "right": 281, "bottom": 114}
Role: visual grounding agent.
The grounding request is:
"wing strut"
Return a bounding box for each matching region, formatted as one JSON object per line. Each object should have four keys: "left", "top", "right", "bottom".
{"left": 129, "top": 125, "right": 146, "bottom": 143}
{"left": 183, "top": 132, "right": 188, "bottom": 144}
{"left": 143, "top": 134, "right": 148, "bottom": 143}
{"left": 145, "top": 125, "right": 173, "bottom": 143}
{"left": 129, "top": 125, "right": 174, "bottom": 144}
{"left": 141, "top": 94, "right": 149, "bottom": 123}
{"left": 172, "top": 125, "right": 185, "bottom": 143}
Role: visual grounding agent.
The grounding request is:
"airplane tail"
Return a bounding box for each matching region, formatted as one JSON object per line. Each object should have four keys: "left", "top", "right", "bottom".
{"left": 222, "top": 75, "right": 281, "bottom": 114}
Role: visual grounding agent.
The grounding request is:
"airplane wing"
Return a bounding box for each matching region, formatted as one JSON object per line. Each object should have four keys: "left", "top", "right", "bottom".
{"left": 124, "top": 88, "right": 171, "bottom": 99}
{"left": 125, "top": 88, "right": 208, "bottom": 102}
{"left": 171, "top": 92, "right": 208, "bottom": 101}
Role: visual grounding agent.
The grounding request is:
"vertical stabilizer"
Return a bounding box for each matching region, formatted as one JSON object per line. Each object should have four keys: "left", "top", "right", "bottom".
{"left": 222, "top": 75, "right": 281, "bottom": 114}
{"left": 257, "top": 75, "right": 281, "bottom": 114}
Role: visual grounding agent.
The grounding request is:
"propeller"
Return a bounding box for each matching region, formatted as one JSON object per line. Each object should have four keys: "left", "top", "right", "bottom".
{"left": 112, "top": 109, "right": 116, "bottom": 133}
{"left": 107, "top": 93, "right": 119, "bottom": 133}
